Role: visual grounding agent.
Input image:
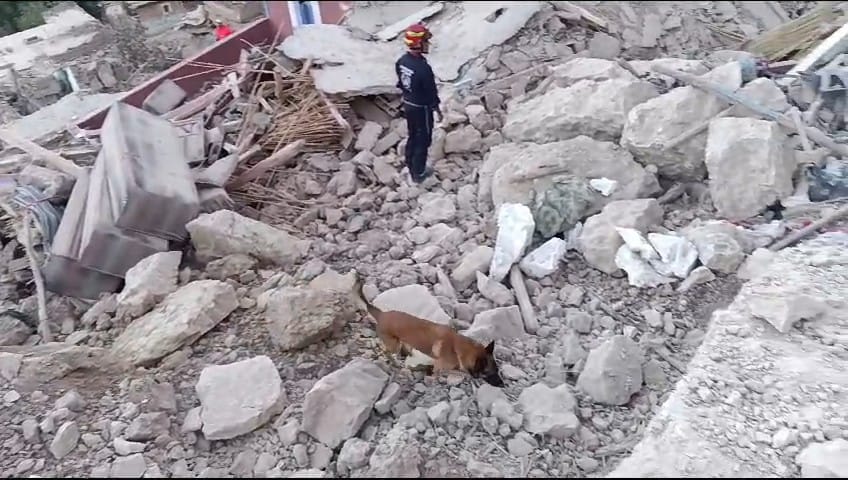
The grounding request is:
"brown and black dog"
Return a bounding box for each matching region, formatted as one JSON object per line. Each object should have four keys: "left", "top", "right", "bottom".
{"left": 353, "top": 276, "right": 504, "bottom": 387}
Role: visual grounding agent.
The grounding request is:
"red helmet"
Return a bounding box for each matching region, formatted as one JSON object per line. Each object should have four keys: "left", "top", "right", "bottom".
{"left": 403, "top": 23, "right": 432, "bottom": 50}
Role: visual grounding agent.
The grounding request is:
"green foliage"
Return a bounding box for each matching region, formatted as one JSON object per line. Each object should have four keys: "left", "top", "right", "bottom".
{"left": 0, "top": 1, "right": 104, "bottom": 35}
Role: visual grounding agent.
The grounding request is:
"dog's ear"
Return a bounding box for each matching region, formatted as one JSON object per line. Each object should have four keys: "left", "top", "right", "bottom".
{"left": 485, "top": 341, "right": 495, "bottom": 354}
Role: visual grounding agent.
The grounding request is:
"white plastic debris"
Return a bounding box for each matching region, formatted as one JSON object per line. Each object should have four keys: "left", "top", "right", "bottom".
{"left": 489, "top": 203, "right": 536, "bottom": 282}
{"left": 565, "top": 222, "right": 583, "bottom": 251}
{"left": 614, "top": 245, "right": 674, "bottom": 288}
{"left": 647, "top": 233, "right": 699, "bottom": 279}
{"left": 589, "top": 177, "right": 618, "bottom": 196}
{"left": 616, "top": 227, "right": 658, "bottom": 260}
{"left": 519, "top": 237, "right": 567, "bottom": 279}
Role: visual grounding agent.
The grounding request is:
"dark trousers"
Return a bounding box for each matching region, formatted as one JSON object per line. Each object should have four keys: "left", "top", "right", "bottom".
{"left": 403, "top": 103, "right": 433, "bottom": 179}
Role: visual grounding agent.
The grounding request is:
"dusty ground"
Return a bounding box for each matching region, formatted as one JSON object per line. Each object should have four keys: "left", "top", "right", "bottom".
{"left": 0, "top": 1, "right": 843, "bottom": 478}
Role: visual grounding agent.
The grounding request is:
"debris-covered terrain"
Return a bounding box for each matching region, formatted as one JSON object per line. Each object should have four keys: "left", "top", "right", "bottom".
{"left": 0, "top": 1, "right": 847, "bottom": 478}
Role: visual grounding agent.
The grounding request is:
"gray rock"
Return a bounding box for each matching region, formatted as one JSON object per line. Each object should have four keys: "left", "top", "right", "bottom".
{"left": 338, "top": 438, "right": 371, "bottom": 472}
{"left": 55, "top": 389, "right": 86, "bottom": 412}
{"left": 181, "top": 407, "right": 202, "bottom": 433}
{"left": 365, "top": 426, "right": 422, "bottom": 477}
{"left": 577, "top": 335, "right": 644, "bottom": 405}
{"left": 265, "top": 286, "right": 358, "bottom": 351}
{"left": 621, "top": 62, "right": 743, "bottom": 180}
{"left": 196, "top": 355, "right": 286, "bottom": 440}
{"left": 302, "top": 358, "right": 388, "bottom": 448}
{"left": 186, "top": 210, "right": 311, "bottom": 266}
{"left": 0, "top": 313, "right": 31, "bottom": 346}
{"left": 114, "top": 437, "right": 146, "bottom": 456}
{"left": 745, "top": 290, "right": 829, "bottom": 333}
{"left": 205, "top": 254, "right": 257, "bottom": 280}
{"left": 588, "top": 32, "right": 621, "bottom": 59}
{"left": 683, "top": 227, "right": 745, "bottom": 274}
{"left": 482, "top": 136, "right": 659, "bottom": 211}
{"left": 22, "top": 418, "right": 40, "bottom": 443}
{"left": 229, "top": 449, "right": 258, "bottom": 477}
{"left": 276, "top": 418, "right": 299, "bottom": 446}
{"left": 517, "top": 383, "right": 579, "bottom": 439}
{"left": 503, "top": 79, "right": 657, "bottom": 143}
{"left": 418, "top": 192, "right": 457, "bottom": 225}
{"left": 464, "top": 306, "right": 524, "bottom": 345}
{"left": 579, "top": 198, "right": 663, "bottom": 274}
{"left": 797, "top": 439, "right": 848, "bottom": 477}
{"left": 110, "top": 453, "right": 147, "bottom": 478}
{"left": 549, "top": 58, "right": 635, "bottom": 87}
{"left": 115, "top": 251, "right": 181, "bottom": 321}
{"left": 0, "top": 352, "right": 22, "bottom": 382}
{"left": 355, "top": 121, "right": 383, "bottom": 152}
{"left": 476, "top": 271, "right": 514, "bottom": 306}
{"left": 374, "top": 382, "right": 402, "bottom": 415}
{"left": 705, "top": 117, "right": 794, "bottom": 220}
{"left": 125, "top": 412, "right": 170, "bottom": 442}
{"left": 677, "top": 266, "right": 716, "bottom": 292}
{"left": 507, "top": 436, "right": 535, "bottom": 457}
{"left": 444, "top": 125, "right": 482, "bottom": 154}
{"left": 426, "top": 401, "right": 451, "bottom": 425}
{"left": 254, "top": 452, "right": 278, "bottom": 477}
{"left": 50, "top": 421, "right": 80, "bottom": 459}
{"left": 111, "top": 280, "right": 238, "bottom": 366}
{"left": 310, "top": 443, "right": 333, "bottom": 469}
{"left": 519, "top": 237, "right": 567, "bottom": 278}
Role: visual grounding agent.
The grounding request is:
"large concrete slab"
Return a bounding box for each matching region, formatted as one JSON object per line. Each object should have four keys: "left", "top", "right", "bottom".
{"left": 608, "top": 233, "right": 848, "bottom": 478}
{"left": 279, "top": 2, "right": 543, "bottom": 96}
{"left": 8, "top": 92, "right": 120, "bottom": 142}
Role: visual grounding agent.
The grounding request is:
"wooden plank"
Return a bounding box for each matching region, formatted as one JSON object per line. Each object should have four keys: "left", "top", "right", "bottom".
{"left": 227, "top": 140, "right": 305, "bottom": 189}
{"left": 0, "top": 127, "right": 84, "bottom": 178}
{"left": 510, "top": 266, "right": 538, "bottom": 334}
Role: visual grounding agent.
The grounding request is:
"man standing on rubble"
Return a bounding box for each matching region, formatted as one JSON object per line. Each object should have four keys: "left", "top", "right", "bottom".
{"left": 395, "top": 23, "right": 442, "bottom": 184}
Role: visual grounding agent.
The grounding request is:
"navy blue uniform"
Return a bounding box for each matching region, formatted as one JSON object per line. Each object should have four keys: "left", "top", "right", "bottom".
{"left": 395, "top": 52, "right": 440, "bottom": 181}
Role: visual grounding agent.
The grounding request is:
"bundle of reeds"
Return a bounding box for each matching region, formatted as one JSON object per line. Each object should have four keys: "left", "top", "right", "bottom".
{"left": 260, "top": 84, "right": 347, "bottom": 153}
{"left": 746, "top": 2, "right": 847, "bottom": 62}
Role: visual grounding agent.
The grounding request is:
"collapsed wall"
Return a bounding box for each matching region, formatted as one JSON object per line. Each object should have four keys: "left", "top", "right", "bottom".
{"left": 609, "top": 233, "right": 848, "bottom": 478}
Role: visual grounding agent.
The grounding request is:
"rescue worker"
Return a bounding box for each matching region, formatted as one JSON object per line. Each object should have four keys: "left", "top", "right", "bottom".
{"left": 214, "top": 20, "right": 233, "bottom": 41}
{"left": 395, "top": 23, "right": 442, "bottom": 184}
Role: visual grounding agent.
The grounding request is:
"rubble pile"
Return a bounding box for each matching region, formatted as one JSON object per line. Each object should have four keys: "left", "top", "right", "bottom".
{"left": 0, "top": 1, "right": 846, "bottom": 479}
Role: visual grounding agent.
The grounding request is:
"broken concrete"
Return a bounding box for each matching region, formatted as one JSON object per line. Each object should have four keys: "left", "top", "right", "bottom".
{"left": 186, "top": 210, "right": 311, "bottom": 266}
{"left": 577, "top": 335, "right": 644, "bottom": 405}
{"left": 519, "top": 237, "right": 567, "bottom": 279}
{"left": 548, "top": 58, "right": 636, "bottom": 88}
{"left": 483, "top": 136, "right": 660, "bottom": 212}
{"left": 609, "top": 233, "right": 848, "bottom": 477}
{"left": 620, "top": 62, "right": 743, "bottom": 180}
{"left": 265, "top": 287, "right": 359, "bottom": 351}
{"left": 579, "top": 199, "right": 664, "bottom": 274}
{"left": 111, "top": 280, "right": 238, "bottom": 366}
{"left": 451, "top": 245, "right": 494, "bottom": 290}
{"left": 279, "top": 2, "right": 543, "bottom": 96}
{"left": 301, "top": 358, "right": 388, "bottom": 448}
{"left": 489, "top": 203, "right": 535, "bottom": 283}
{"left": 504, "top": 79, "right": 658, "bottom": 143}
{"left": 115, "top": 251, "right": 181, "bottom": 321}
{"left": 705, "top": 117, "right": 794, "bottom": 221}
{"left": 196, "top": 355, "right": 285, "bottom": 441}
{"left": 517, "top": 382, "right": 579, "bottom": 439}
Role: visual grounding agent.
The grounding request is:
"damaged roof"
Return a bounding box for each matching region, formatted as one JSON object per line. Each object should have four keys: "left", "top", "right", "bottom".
{"left": 279, "top": 1, "right": 543, "bottom": 96}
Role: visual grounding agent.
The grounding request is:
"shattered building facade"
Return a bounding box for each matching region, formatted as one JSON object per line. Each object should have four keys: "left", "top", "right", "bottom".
{"left": 0, "top": 2, "right": 140, "bottom": 116}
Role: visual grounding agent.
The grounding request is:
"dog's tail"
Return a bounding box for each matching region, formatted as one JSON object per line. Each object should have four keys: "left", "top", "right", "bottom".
{"left": 352, "top": 274, "right": 382, "bottom": 321}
